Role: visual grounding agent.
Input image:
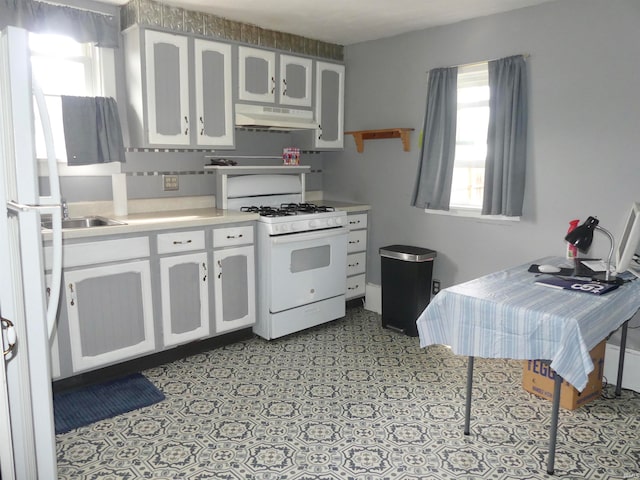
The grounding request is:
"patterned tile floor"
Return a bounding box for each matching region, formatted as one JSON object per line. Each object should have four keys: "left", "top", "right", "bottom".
{"left": 56, "top": 307, "right": 640, "bottom": 479}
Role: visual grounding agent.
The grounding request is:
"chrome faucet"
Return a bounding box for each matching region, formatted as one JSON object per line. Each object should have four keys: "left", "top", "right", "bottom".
{"left": 61, "top": 198, "right": 69, "bottom": 219}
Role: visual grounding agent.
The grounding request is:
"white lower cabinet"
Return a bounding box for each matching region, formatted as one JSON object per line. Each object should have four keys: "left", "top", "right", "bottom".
{"left": 213, "top": 225, "right": 256, "bottom": 333}
{"left": 64, "top": 259, "right": 155, "bottom": 373}
{"left": 159, "top": 252, "right": 209, "bottom": 347}
{"left": 213, "top": 245, "right": 256, "bottom": 333}
{"left": 157, "top": 230, "right": 209, "bottom": 347}
{"left": 346, "top": 211, "right": 368, "bottom": 300}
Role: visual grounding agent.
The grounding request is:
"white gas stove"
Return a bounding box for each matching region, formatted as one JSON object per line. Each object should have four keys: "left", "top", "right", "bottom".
{"left": 222, "top": 174, "right": 348, "bottom": 340}
{"left": 240, "top": 203, "right": 347, "bottom": 236}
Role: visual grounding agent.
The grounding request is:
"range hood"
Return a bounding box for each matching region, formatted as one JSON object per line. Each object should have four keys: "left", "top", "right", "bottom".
{"left": 235, "top": 103, "right": 317, "bottom": 131}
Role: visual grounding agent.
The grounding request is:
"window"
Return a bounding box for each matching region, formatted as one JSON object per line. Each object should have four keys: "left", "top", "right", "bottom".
{"left": 450, "top": 63, "right": 489, "bottom": 211}
{"left": 29, "top": 32, "right": 115, "bottom": 164}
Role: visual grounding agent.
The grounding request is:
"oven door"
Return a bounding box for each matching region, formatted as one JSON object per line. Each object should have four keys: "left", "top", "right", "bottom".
{"left": 269, "top": 227, "right": 347, "bottom": 313}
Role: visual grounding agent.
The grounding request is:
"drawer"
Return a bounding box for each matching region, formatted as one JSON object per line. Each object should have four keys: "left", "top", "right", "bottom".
{"left": 346, "top": 274, "right": 366, "bottom": 299}
{"left": 213, "top": 225, "right": 254, "bottom": 247}
{"left": 347, "top": 252, "right": 366, "bottom": 276}
{"left": 45, "top": 236, "right": 150, "bottom": 269}
{"left": 347, "top": 213, "right": 368, "bottom": 230}
{"left": 157, "top": 230, "right": 205, "bottom": 254}
{"left": 347, "top": 229, "right": 367, "bottom": 253}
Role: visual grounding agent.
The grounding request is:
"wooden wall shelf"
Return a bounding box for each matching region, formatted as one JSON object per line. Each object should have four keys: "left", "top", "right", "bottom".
{"left": 344, "top": 128, "right": 415, "bottom": 153}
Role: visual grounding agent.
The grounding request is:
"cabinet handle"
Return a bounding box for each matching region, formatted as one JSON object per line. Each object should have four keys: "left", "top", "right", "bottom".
{"left": 348, "top": 262, "right": 360, "bottom": 267}
{"left": 348, "top": 284, "right": 360, "bottom": 290}
{"left": 184, "top": 115, "right": 189, "bottom": 136}
{"left": 199, "top": 116, "right": 204, "bottom": 136}
{"left": 282, "top": 78, "right": 287, "bottom": 97}
{"left": 202, "top": 262, "right": 207, "bottom": 282}
{"left": 349, "top": 220, "right": 361, "bottom": 225}
{"left": 271, "top": 76, "right": 276, "bottom": 94}
{"left": 217, "top": 259, "right": 222, "bottom": 279}
{"left": 226, "top": 234, "right": 243, "bottom": 239}
{"left": 318, "top": 124, "right": 322, "bottom": 140}
{"left": 2, "top": 317, "right": 16, "bottom": 356}
{"left": 349, "top": 239, "right": 360, "bottom": 244}
{"left": 173, "top": 239, "right": 193, "bottom": 245}
{"left": 68, "top": 283, "right": 76, "bottom": 307}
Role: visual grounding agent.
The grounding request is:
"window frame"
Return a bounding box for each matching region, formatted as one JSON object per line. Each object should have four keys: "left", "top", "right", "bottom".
{"left": 424, "top": 62, "right": 521, "bottom": 222}
{"left": 30, "top": 33, "right": 121, "bottom": 177}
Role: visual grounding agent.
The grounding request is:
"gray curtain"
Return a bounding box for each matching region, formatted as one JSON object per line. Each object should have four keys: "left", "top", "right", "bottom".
{"left": 411, "top": 67, "right": 458, "bottom": 210}
{"left": 482, "top": 55, "right": 528, "bottom": 216}
{"left": 0, "top": 0, "right": 119, "bottom": 47}
{"left": 61, "top": 96, "right": 125, "bottom": 165}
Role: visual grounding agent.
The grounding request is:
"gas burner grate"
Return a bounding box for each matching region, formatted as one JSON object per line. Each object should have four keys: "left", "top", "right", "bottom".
{"left": 241, "top": 203, "right": 336, "bottom": 217}
{"left": 281, "top": 203, "right": 336, "bottom": 214}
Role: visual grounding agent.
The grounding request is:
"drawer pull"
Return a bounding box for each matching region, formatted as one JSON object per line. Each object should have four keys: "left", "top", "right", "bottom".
{"left": 173, "top": 239, "right": 193, "bottom": 245}
{"left": 202, "top": 262, "right": 207, "bottom": 282}
{"left": 348, "top": 262, "right": 360, "bottom": 267}
{"left": 349, "top": 240, "right": 360, "bottom": 244}
{"left": 349, "top": 220, "right": 361, "bottom": 225}
{"left": 226, "top": 234, "right": 243, "bottom": 239}
{"left": 348, "top": 284, "right": 360, "bottom": 290}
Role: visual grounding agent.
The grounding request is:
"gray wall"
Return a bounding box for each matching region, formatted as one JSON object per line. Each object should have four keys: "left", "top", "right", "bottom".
{"left": 56, "top": 130, "right": 324, "bottom": 202}
{"left": 323, "top": 0, "right": 640, "bottom": 346}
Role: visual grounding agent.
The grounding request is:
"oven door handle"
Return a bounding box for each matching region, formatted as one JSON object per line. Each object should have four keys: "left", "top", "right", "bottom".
{"left": 271, "top": 227, "right": 347, "bottom": 245}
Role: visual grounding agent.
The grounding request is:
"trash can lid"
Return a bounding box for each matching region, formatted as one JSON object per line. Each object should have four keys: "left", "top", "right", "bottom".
{"left": 379, "top": 244, "right": 437, "bottom": 262}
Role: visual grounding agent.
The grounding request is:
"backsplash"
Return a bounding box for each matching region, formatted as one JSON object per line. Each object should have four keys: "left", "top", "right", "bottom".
{"left": 120, "top": 0, "right": 343, "bottom": 61}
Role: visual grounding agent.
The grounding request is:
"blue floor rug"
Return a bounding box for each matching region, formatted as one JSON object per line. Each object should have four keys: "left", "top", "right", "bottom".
{"left": 53, "top": 373, "right": 165, "bottom": 434}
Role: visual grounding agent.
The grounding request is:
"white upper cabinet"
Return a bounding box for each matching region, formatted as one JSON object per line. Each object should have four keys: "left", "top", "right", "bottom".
{"left": 279, "top": 54, "right": 313, "bottom": 107}
{"left": 238, "top": 46, "right": 312, "bottom": 108}
{"left": 124, "top": 27, "right": 234, "bottom": 148}
{"left": 314, "top": 61, "right": 345, "bottom": 149}
{"left": 144, "top": 30, "right": 190, "bottom": 146}
{"left": 194, "top": 38, "right": 234, "bottom": 147}
{"left": 238, "top": 46, "right": 276, "bottom": 104}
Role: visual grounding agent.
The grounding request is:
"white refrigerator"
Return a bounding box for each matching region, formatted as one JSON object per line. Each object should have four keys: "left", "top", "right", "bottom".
{"left": 0, "top": 26, "right": 63, "bottom": 479}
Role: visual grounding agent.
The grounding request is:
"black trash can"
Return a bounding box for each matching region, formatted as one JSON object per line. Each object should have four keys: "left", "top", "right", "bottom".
{"left": 379, "top": 245, "right": 436, "bottom": 337}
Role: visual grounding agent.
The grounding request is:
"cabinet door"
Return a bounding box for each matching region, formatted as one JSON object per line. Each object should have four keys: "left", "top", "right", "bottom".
{"left": 194, "top": 39, "right": 234, "bottom": 147}
{"left": 213, "top": 245, "right": 256, "bottom": 333}
{"left": 279, "top": 54, "right": 312, "bottom": 107}
{"left": 64, "top": 261, "right": 155, "bottom": 373}
{"left": 159, "top": 252, "right": 209, "bottom": 347}
{"left": 238, "top": 46, "right": 276, "bottom": 103}
{"left": 144, "top": 30, "right": 190, "bottom": 145}
{"left": 315, "top": 61, "right": 345, "bottom": 149}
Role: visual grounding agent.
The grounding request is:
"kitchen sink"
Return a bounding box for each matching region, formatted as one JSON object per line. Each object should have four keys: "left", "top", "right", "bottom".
{"left": 41, "top": 216, "right": 127, "bottom": 229}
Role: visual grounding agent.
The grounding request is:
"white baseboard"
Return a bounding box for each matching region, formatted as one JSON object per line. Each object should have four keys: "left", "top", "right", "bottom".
{"left": 604, "top": 343, "right": 640, "bottom": 393}
{"left": 364, "top": 283, "right": 381, "bottom": 314}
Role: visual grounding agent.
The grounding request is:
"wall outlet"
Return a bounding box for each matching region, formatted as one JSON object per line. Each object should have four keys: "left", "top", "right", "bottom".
{"left": 163, "top": 174, "right": 179, "bottom": 191}
{"left": 432, "top": 280, "right": 441, "bottom": 295}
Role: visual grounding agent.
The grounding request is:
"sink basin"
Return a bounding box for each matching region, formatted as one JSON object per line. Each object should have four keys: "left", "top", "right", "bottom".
{"left": 41, "top": 216, "right": 127, "bottom": 229}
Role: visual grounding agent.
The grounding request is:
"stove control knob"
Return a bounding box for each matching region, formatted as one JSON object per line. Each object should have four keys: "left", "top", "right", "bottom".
{"left": 291, "top": 222, "right": 299, "bottom": 231}
{"left": 281, "top": 224, "right": 290, "bottom": 232}
{"left": 335, "top": 217, "right": 344, "bottom": 226}
{"left": 309, "top": 220, "right": 318, "bottom": 229}
{"left": 327, "top": 218, "right": 335, "bottom": 226}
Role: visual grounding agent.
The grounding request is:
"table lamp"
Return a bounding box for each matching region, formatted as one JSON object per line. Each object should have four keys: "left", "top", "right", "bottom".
{"left": 564, "top": 216, "right": 621, "bottom": 284}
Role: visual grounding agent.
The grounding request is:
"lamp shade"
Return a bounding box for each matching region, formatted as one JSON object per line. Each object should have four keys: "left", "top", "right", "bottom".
{"left": 565, "top": 216, "right": 599, "bottom": 253}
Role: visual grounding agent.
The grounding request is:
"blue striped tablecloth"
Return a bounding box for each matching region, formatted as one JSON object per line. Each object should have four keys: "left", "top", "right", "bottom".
{"left": 416, "top": 257, "right": 640, "bottom": 391}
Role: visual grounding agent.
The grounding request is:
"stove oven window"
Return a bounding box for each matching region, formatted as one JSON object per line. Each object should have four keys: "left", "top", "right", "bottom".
{"left": 290, "top": 245, "right": 330, "bottom": 273}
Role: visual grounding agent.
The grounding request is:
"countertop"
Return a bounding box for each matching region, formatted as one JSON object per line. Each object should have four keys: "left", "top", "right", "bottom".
{"left": 42, "top": 201, "right": 370, "bottom": 241}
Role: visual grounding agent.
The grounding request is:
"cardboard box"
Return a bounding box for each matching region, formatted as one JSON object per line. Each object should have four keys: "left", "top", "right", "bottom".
{"left": 522, "top": 340, "right": 606, "bottom": 410}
